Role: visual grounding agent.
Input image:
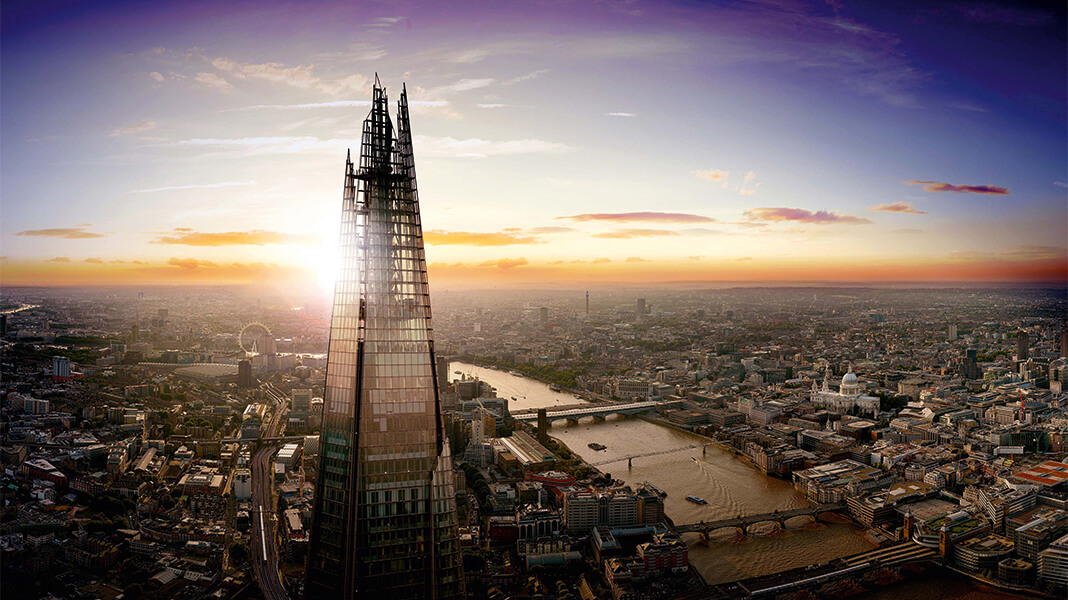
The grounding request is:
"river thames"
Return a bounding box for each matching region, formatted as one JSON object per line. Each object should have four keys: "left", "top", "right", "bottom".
{"left": 452, "top": 362, "right": 875, "bottom": 584}
{"left": 451, "top": 362, "right": 1028, "bottom": 597}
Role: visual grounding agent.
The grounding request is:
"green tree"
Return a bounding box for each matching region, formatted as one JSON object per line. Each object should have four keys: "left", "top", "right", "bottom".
{"left": 229, "top": 541, "right": 250, "bottom": 565}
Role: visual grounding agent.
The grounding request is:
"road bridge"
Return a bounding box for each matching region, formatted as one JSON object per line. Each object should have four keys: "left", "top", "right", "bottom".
{"left": 674, "top": 503, "right": 846, "bottom": 536}
{"left": 513, "top": 399, "right": 683, "bottom": 426}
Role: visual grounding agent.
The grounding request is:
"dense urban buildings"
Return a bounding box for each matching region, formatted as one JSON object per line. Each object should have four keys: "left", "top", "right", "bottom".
{"left": 304, "top": 80, "right": 464, "bottom": 600}
{"left": 2, "top": 284, "right": 1067, "bottom": 599}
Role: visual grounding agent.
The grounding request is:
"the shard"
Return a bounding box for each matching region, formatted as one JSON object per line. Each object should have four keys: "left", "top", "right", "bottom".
{"left": 305, "top": 77, "right": 464, "bottom": 600}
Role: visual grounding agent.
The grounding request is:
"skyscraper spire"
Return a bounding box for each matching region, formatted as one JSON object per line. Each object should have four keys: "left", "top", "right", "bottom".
{"left": 305, "top": 80, "right": 464, "bottom": 600}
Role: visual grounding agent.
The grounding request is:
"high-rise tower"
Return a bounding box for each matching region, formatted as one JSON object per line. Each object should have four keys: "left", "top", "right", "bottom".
{"left": 305, "top": 78, "right": 464, "bottom": 600}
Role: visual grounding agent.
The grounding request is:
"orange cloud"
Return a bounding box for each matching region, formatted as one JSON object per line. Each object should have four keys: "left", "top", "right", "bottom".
{"left": 477, "top": 257, "right": 529, "bottom": 269}
{"left": 905, "top": 180, "right": 1009, "bottom": 195}
{"left": 424, "top": 230, "right": 542, "bottom": 246}
{"left": 693, "top": 169, "right": 729, "bottom": 182}
{"left": 742, "top": 207, "right": 871, "bottom": 225}
{"left": 592, "top": 229, "right": 679, "bottom": 239}
{"left": 869, "top": 202, "right": 926, "bottom": 214}
{"left": 167, "top": 257, "right": 218, "bottom": 269}
{"left": 558, "top": 212, "right": 716, "bottom": 223}
{"left": 152, "top": 229, "right": 318, "bottom": 246}
{"left": 625, "top": 257, "right": 649, "bottom": 262}
{"left": 46, "top": 257, "right": 71, "bottom": 262}
{"left": 85, "top": 257, "right": 104, "bottom": 264}
{"left": 17, "top": 227, "right": 106, "bottom": 239}
{"left": 528, "top": 226, "right": 576, "bottom": 234}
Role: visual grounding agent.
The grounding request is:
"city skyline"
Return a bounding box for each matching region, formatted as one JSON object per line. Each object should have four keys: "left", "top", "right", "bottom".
{"left": 2, "top": 0, "right": 1066, "bottom": 291}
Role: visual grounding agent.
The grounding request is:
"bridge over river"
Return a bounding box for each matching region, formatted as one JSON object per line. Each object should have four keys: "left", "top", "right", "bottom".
{"left": 512, "top": 398, "right": 684, "bottom": 425}
{"left": 674, "top": 503, "right": 847, "bottom": 536}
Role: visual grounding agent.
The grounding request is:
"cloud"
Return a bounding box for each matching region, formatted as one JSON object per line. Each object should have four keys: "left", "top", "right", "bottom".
{"left": 209, "top": 57, "right": 319, "bottom": 89}
{"left": 413, "top": 135, "right": 574, "bottom": 158}
{"left": 904, "top": 180, "right": 1009, "bottom": 195}
{"left": 149, "top": 72, "right": 165, "bottom": 82}
{"left": 1054, "top": 181, "right": 1068, "bottom": 188}
{"left": 606, "top": 112, "right": 636, "bottom": 117}
{"left": 195, "top": 72, "right": 233, "bottom": 91}
{"left": 947, "top": 245, "right": 1067, "bottom": 263}
{"left": 625, "top": 257, "right": 649, "bottom": 262}
{"left": 423, "top": 230, "right": 542, "bottom": 246}
{"left": 477, "top": 104, "right": 508, "bottom": 109}
{"left": 46, "top": 257, "right": 71, "bottom": 263}
{"left": 742, "top": 207, "right": 872, "bottom": 225}
{"left": 729, "top": 257, "right": 753, "bottom": 262}
{"left": 447, "top": 49, "right": 490, "bottom": 63}
{"left": 559, "top": 211, "right": 716, "bottom": 223}
{"left": 502, "top": 69, "right": 549, "bottom": 85}
{"left": 592, "top": 257, "right": 611, "bottom": 264}
{"left": 318, "top": 74, "right": 371, "bottom": 96}
{"left": 167, "top": 257, "right": 218, "bottom": 270}
{"left": 869, "top": 202, "right": 927, "bottom": 214}
{"left": 152, "top": 229, "right": 319, "bottom": 246}
{"left": 694, "top": 169, "right": 730, "bottom": 182}
{"left": 84, "top": 257, "right": 104, "bottom": 264}
{"left": 744, "top": 171, "right": 756, "bottom": 183}
{"left": 366, "top": 16, "right": 406, "bottom": 28}
{"left": 108, "top": 120, "right": 157, "bottom": 137}
{"left": 592, "top": 229, "right": 679, "bottom": 239}
{"left": 528, "top": 226, "right": 576, "bottom": 234}
{"left": 999, "top": 245, "right": 1066, "bottom": 260}
{"left": 17, "top": 226, "right": 106, "bottom": 239}
{"left": 422, "top": 78, "right": 496, "bottom": 97}
{"left": 477, "top": 257, "right": 529, "bottom": 269}
{"left": 131, "top": 181, "right": 256, "bottom": 193}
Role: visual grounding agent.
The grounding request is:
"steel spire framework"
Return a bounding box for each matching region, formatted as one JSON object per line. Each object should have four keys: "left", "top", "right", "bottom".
{"left": 305, "top": 77, "right": 464, "bottom": 600}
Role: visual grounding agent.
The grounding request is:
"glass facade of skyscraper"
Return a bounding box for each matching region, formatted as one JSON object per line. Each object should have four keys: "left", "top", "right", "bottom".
{"left": 305, "top": 79, "right": 464, "bottom": 600}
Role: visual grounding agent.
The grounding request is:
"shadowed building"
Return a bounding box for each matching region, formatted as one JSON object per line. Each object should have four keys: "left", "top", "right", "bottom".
{"left": 305, "top": 78, "right": 464, "bottom": 600}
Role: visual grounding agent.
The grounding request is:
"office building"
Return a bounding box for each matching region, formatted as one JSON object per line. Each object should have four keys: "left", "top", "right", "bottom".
{"left": 52, "top": 356, "right": 71, "bottom": 381}
{"left": 1038, "top": 532, "right": 1068, "bottom": 588}
{"left": 237, "top": 360, "right": 253, "bottom": 388}
{"left": 305, "top": 79, "right": 463, "bottom": 600}
{"left": 292, "top": 388, "right": 312, "bottom": 414}
{"left": 1018, "top": 331, "right": 1029, "bottom": 361}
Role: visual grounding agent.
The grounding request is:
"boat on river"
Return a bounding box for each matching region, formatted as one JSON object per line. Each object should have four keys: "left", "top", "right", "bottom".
{"left": 548, "top": 384, "right": 562, "bottom": 392}
{"left": 587, "top": 442, "right": 607, "bottom": 451}
{"left": 686, "top": 495, "right": 708, "bottom": 505}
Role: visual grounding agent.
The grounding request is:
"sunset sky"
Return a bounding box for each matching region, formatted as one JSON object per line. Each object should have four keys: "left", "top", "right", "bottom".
{"left": 2, "top": 0, "right": 1065, "bottom": 291}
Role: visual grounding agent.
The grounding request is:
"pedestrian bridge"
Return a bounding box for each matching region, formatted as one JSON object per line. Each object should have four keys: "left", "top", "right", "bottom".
{"left": 674, "top": 503, "right": 846, "bottom": 536}
{"left": 513, "top": 399, "right": 683, "bottom": 426}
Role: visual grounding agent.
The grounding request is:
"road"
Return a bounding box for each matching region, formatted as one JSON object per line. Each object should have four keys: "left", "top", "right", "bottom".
{"left": 250, "top": 384, "right": 290, "bottom": 600}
